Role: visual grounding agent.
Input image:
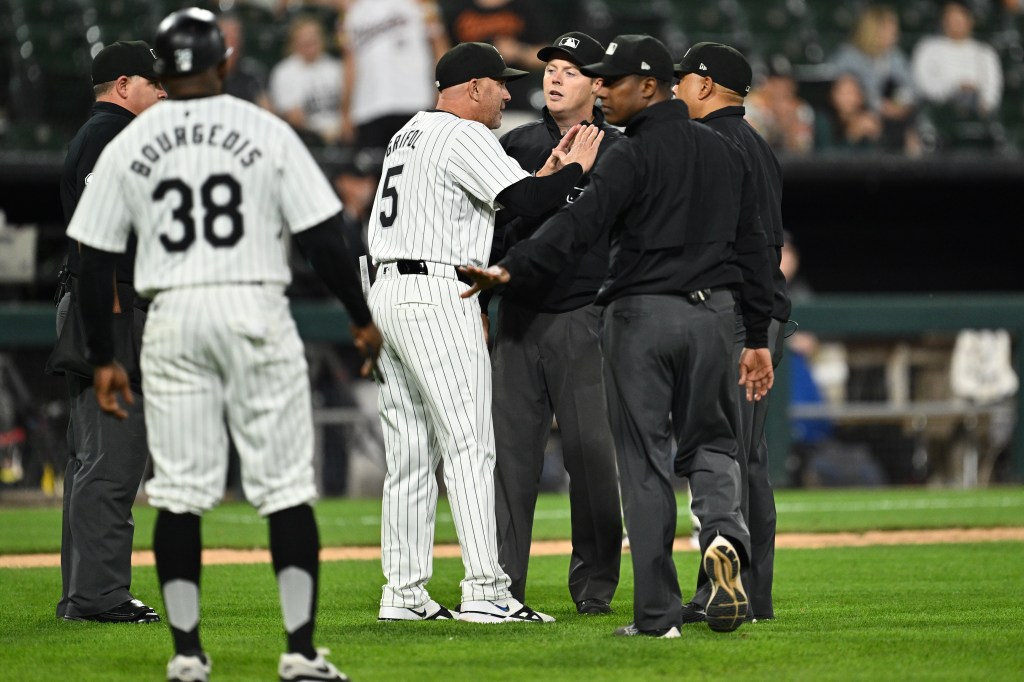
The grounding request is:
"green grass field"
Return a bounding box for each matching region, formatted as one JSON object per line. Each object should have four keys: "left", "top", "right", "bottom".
{"left": 2, "top": 487, "right": 1023, "bottom": 681}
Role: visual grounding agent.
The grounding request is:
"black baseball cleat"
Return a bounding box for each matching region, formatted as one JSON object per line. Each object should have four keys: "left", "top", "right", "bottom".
{"left": 64, "top": 598, "right": 160, "bottom": 623}
{"left": 680, "top": 601, "right": 707, "bottom": 624}
{"left": 613, "top": 622, "right": 681, "bottom": 638}
{"left": 576, "top": 599, "right": 612, "bottom": 615}
{"left": 703, "top": 536, "right": 748, "bottom": 633}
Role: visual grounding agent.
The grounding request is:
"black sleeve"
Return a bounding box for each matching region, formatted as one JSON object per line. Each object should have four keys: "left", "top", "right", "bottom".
{"left": 78, "top": 245, "right": 118, "bottom": 366}
{"left": 734, "top": 166, "right": 773, "bottom": 348}
{"left": 494, "top": 163, "right": 583, "bottom": 218}
{"left": 292, "top": 212, "right": 373, "bottom": 327}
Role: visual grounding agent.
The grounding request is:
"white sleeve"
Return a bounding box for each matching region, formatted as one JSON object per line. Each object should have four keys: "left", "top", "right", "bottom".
{"left": 979, "top": 46, "right": 1003, "bottom": 112}
{"left": 65, "top": 145, "right": 132, "bottom": 253}
{"left": 911, "top": 40, "right": 946, "bottom": 102}
{"left": 269, "top": 60, "right": 303, "bottom": 112}
{"left": 448, "top": 122, "right": 530, "bottom": 207}
{"left": 277, "top": 123, "right": 343, "bottom": 234}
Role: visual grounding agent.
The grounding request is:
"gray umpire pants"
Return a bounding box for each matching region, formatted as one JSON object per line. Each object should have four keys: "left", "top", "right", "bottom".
{"left": 601, "top": 292, "right": 750, "bottom": 632}
{"left": 492, "top": 300, "right": 622, "bottom": 605}
{"left": 55, "top": 292, "right": 148, "bottom": 619}
{"left": 689, "top": 317, "right": 783, "bottom": 618}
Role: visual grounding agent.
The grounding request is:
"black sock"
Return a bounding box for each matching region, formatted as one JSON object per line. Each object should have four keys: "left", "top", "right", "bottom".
{"left": 154, "top": 510, "right": 203, "bottom": 656}
{"left": 269, "top": 504, "right": 320, "bottom": 659}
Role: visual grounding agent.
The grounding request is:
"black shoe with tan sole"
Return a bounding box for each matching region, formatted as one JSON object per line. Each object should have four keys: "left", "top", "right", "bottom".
{"left": 702, "top": 536, "right": 748, "bottom": 633}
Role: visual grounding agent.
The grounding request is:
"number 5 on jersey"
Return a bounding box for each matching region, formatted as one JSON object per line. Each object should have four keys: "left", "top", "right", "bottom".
{"left": 379, "top": 165, "right": 403, "bottom": 228}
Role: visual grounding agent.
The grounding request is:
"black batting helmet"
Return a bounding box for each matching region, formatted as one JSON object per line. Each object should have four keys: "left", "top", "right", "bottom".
{"left": 153, "top": 7, "right": 231, "bottom": 77}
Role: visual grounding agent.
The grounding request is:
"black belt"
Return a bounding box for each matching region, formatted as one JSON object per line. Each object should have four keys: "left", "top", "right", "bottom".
{"left": 395, "top": 259, "right": 473, "bottom": 286}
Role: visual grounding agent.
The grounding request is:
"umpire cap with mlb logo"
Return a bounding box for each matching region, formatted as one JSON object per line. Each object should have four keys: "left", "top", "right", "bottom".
{"left": 153, "top": 7, "right": 232, "bottom": 78}
{"left": 536, "top": 32, "right": 605, "bottom": 69}
{"left": 435, "top": 42, "right": 530, "bottom": 90}
{"left": 91, "top": 41, "right": 160, "bottom": 85}
{"left": 674, "top": 42, "right": 753, "bottom": 96}
{"left": 580, "top": 34, "right": 674, "bottom": 82}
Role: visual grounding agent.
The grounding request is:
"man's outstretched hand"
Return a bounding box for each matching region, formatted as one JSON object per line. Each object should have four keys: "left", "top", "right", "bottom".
{"left": 458, "top": 264, "right": 511, "bottom": 298}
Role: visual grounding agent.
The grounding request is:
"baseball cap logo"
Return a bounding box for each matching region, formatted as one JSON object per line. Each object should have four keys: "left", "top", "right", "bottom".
{"left": 559, "top": 37, "right": 580, "bottom": 49}
{"left": 606, "top": 42, "right": 618, "bottom": 55}
{"left": 174, "top": 48, "right": 193, "bottom": 72}
{"left": 149, "top": 48, "right": 157, "bottom": 59}
{"left": 641, "top": 61, "right": 651, "bottom": 70}
{"left": 699, "top": 62, "right": 707, "bottom": 71}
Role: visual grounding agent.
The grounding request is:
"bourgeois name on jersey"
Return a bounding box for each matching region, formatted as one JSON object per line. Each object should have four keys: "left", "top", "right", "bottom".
{"left": 129, "top": 123, "right": 264, "bottom": 177}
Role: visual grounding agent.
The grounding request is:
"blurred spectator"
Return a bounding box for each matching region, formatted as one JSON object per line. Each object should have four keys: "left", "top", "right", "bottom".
{"left": 744, "top": 70, "right": 815, "bottom": 154}
{"left": 814, "top": 73, "right": 884, "bottom": 152}
{"left": 832, "top": 5, "right": 917, "bottom": 150}
{"left": 911, "top": 0, "right": 1002, "bottom": 118}
{"left": 269, "top": 14, "right": 343, "bottom": 145}
{"left": 218, "top": 14, "right": 273, "bottom": 110}
{"left": 339, "top": 0, "right": 448, "bottom": 150}
{"left": 444, "top": 0, "right": 551, "bottom": 125}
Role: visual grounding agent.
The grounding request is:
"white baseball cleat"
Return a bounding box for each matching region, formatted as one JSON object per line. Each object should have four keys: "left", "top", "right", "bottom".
{"left": 167, "top": 653, "right": 211, "bottom": 682}
{"left": 278, "top": 651, "right": 349, "bottom": 681}
{"left": 703, "top": 535, "right": 748, "bottom": 633}
{"left": 456, "top": 598, "right": 555, "bottom": 623}
{"left": 378, "top": 599, "right": 455, "bottom": 621}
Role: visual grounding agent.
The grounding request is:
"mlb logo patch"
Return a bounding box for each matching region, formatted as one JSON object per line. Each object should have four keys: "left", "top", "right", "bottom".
{"left": 559, "top": 37, "right": 580, "bottom": 49}
{"left": 606, "top": 42, "right": 618, "bottom": 55}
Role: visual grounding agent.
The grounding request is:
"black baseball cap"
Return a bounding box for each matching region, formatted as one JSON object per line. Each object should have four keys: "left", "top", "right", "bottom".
{"left": 91, "top": 40, "right": 159, "bottom": 85}
{"left": 674, "top": 42, "right": 753, "bottom": 96}
{"left": 579, "top": 34, "right": 674, "bottom": 82}
{"left": 537, "top": 32, "right": 605, "bottom": 68}
{"left": 435, "top": 42, "right": 529, "bottom": 91}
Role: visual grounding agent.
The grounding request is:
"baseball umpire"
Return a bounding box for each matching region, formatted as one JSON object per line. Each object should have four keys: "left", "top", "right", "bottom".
{"left": 489, "top": 31, "right": 624, "bottom": 614}
{"left": 68, "top": 8, "right": 381, "bottom": 681}
{"left": 45, "top": 40, "right": 165, "bottom": 624}
{"left": 367, "top": 41, "right": 603, "bottom": 624}
{"left": 674, "top": 42, "right": 790, "bottom": 625}
{"left": 460, "top": 34, "right": 775, "bottom": 637}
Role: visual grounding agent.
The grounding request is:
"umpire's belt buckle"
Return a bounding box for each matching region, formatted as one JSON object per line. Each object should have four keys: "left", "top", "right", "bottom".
{"left": 686, "top": 288, "right": 711, "bottom": 304}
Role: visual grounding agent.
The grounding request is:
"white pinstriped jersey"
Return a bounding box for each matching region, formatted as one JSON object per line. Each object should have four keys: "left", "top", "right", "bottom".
{"left": 367, "top": 110, "right": 530, "bottom": 268}
{"left": 66, "top": 95, "right": 342, "bottom": 298}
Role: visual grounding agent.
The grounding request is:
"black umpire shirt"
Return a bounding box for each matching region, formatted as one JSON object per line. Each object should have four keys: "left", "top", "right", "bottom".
{"left": 493, "top": 106, "right": 623, "bottom": 312}
{"left": 697, "top": 105, "right": 791, "bottom": 323}
{"left": 61, "top": 101, "right": 138, "bottom": 282}
{"left": 500, "top": 99, "right": 774, "bottom": 347}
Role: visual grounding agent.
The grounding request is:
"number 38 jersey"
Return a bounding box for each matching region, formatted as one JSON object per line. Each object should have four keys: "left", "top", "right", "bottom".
{"left": 67, "top": 95, "right": 342, "bottom": 298}
{"left": 367, "top": 110, "right": 530, "bottom": 268}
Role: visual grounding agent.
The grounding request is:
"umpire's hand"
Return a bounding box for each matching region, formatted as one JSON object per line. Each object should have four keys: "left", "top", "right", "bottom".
{"left": 738, "top": 348, "right": 774, "bottom": 402}
{"left": 93, "top": 361, "right": 133, "bottom": 420}
{"left": 458, "top": 264, "right": 510, "bottom": 299}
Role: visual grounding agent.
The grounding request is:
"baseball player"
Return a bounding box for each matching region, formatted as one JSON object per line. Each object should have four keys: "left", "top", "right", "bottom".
{"left": 367, "top": 41, "right": 603, "bottom": 624}
{"left": 674, "top": 43, "right": 790, "bottom": 625}
{"left": 68, "top": 8, "right": 381, "bottom": 682}
{"left": 489, "top": 31, "right": 624, "bottom": 614}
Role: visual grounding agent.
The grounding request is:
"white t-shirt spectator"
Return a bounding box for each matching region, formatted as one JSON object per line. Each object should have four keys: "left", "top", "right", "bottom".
{"left": 911, "top": 36, "right": 1002, "bottom": 114}
{"left": 269, "top": 53, "right": 343, "bottom": 140}
{"left": 342, "top": 0, "right": 436, "bottom": 126}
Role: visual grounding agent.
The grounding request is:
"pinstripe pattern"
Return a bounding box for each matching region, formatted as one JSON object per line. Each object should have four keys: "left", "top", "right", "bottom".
{"left": 66, "top": 95, "right": 341, "bottom": 299}
{"left": 65, "top": 95, "right": 339, "bottom": 518}
{"left": 368, "top": 110, "right": 530, "bottom": 268}
{"left": 367, "top": 109, "right": 530, "bottom": 607}
{"left": 370, "top": 267, "right": 509, "bottom": 606}
{"left": 142, "top": 285, "right": 316, "bottom": 515}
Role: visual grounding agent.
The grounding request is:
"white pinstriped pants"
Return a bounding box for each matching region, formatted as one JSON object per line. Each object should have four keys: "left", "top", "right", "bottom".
{"left": 142, "top": 284, "right": 317, "bottom": 516}
{"left": 369, "top": 264, "right": 512, "bottom": 607}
